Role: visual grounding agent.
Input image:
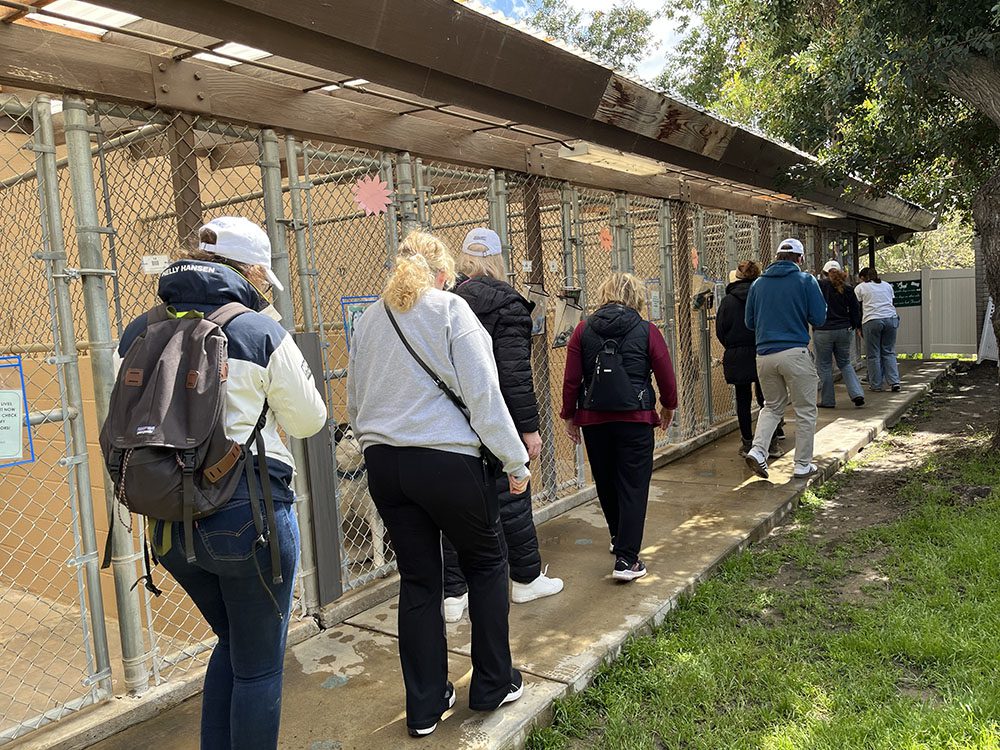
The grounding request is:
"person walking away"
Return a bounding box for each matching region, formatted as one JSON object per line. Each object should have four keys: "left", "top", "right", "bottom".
{"left": 855, "top": 267, "right": 901, "bottom": 392}
{"left": 560, "top": 272, "right": 677, "bottom": 582}
{"left": 814, "top": 260, "right": 865, "bottom": 408}
{"left": 442, "top": 228, "right": 562, "bottom": 624}
{"left": 744, "top": 238, "right": 827, "bottom": 480}
{"left": 715, "top": 261, "right": 785, "bottom": 458}
{"left": 348, "top": 231, "right": 529, "bottom": 737}
{"left": 109, "top": 217, "right": 327, "bottom": 750}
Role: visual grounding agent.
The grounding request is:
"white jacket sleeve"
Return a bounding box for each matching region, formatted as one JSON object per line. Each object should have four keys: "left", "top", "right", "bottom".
{"left": 265, "top": 335, "right": 328, "bottom": 439}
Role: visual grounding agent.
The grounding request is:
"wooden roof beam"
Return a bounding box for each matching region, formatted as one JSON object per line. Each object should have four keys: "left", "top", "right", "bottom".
{"left": 0, "top": 22, "right": 889, "bottom": 232}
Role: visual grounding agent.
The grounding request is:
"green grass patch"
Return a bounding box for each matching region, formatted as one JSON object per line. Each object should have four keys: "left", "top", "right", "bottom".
{"left": 528, "top": 441, "right": 1000, "bottom": 750}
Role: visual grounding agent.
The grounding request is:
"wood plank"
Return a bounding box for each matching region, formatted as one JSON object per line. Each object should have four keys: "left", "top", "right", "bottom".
{"left": 1, "top": 0, "right": 53, "bottom": 23}
{"left": 13, "top": 17, "right": 102, "bottom": 42}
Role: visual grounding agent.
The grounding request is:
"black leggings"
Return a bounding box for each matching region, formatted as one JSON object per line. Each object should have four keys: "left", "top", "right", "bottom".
{"left": 734, "top": 381, "right": 764, "bottom": 441}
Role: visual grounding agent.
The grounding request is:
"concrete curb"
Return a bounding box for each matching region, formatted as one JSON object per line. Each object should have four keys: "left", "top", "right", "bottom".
{"left": 497, "top": 362, "right": 955, "bottom": 743}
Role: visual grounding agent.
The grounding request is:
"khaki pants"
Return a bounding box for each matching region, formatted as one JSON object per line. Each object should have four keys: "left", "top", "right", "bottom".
{"left": 752, "top": 347, "right": 819, "bottom": 467}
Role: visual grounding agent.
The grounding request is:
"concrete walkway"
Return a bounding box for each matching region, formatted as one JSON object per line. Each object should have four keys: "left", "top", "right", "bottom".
{"left": 77, "top": 361, "right": 949, "bottom": 750}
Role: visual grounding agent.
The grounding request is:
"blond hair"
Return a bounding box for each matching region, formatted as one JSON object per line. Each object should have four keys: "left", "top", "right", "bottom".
{"left": 383, "top": 231, "right": 456, "bottom": 312}
{"left": 596, "top": 272, "right": 646, "bottom": 315}
{"left": 457, "top": 249, "right": 507, "bottom": 281}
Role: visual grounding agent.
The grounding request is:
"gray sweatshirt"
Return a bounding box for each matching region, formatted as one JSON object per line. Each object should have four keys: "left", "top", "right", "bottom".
{"left": 347, "top": 289, "right": 530, "bottom": 481}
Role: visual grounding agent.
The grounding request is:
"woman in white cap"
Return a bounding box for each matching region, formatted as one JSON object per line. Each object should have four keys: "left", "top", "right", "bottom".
{"left": 348, "top": 231, "right": 528, "bottom": 737}
{"left": 115, "top": 216, "right": 328, "bottom": 749}
{"left": 441, "top": 228, "right": 563, "bottom": 624}
{"left": 815, "top": 260, "right": 865, "bottom": 408}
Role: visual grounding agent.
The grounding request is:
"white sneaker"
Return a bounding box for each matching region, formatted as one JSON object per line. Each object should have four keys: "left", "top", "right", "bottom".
{"left": 745, "top": 447, "right": 769, "bottom": 479}
{"left": 511, "top": 566, "right": 564, "bottom": 604}
{"left": 793, "top": 463, "right": 818, "bottom": 478}
{"left": 443, "top": 593, "right": 468, "bottom": 623}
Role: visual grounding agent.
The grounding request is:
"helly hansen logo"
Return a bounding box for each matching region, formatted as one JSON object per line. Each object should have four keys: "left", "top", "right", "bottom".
{"left": 136, "top": 425, "right": 156, "bottom": 436}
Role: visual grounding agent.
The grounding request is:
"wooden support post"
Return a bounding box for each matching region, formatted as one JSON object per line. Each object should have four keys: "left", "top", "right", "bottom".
{"left": 523, "top": 179, "right": 557, "bottom": 501}
{"left": 868, "top": 235, "right": 877, "bottom": 269}
{"left": 851, "top": 233, "right": 860, "bottom": 276}
{"left": 166, "top": 113, "right": 202, "bottom": 249}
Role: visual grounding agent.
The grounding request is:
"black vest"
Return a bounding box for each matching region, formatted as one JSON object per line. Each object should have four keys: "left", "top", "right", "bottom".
{"left": 579, "top": 304, "right": 654, "bottom": 410}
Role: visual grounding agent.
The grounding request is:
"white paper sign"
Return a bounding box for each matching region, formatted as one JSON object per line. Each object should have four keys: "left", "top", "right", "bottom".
{"left": 141, "top": 255, "right": 172, "bottom": 275}
{"left": 0, "top": 390, "right": 24, "bottom": 460}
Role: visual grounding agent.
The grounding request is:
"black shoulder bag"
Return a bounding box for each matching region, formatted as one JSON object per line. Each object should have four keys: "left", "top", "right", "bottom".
{"left": 384, "top": 305, "right": 505, "bottom": 476}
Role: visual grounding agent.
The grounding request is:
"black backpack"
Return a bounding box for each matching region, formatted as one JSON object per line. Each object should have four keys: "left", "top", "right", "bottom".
{"left": 100, "top": 302, "right": 281, "bottom": 597}
{"left": 582, "top": 337, "right": 647, "bottom": 411}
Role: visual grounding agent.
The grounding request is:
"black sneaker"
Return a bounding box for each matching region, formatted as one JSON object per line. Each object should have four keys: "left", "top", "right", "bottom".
{"left": 609, "top": 536, "right": 616, "bottom": 554}
{"left": 891, "top": 384, "right": 901, "bottom": 392}
{"left": 739, "top": 438, "right": 753, "bottom": 457}
{"left": 612, "top": 558, "right": 647, "bottom": 581}
{"left": 499, "top": 673, "right": 525, "bottom": 707}
{"left": 818, "top": 403, "right": 836, "bottom": 409}
{"left": 768, "top": 435, "right": 783, "bottom": 458}
{"left": 776, "top": 420, "right": 786, "bottom": 440}
{"left": 408, "top": 682, "right": 456, "bottom": 737}
{"left": 853, "top": 396, "right": 865, "bottom": 407}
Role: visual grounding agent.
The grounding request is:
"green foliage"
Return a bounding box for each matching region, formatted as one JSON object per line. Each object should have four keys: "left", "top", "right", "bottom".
{"left": 524, "top": 0, "right": 657, "bottom": 71}
{"left": 879, "top": 210, "right": 975, "bottom": 272}
{"left": 528, "top": 442, "right": 1000, "bottom": 750}
{"left": 657, "top": 0, "right": 1000, "bottom": 215}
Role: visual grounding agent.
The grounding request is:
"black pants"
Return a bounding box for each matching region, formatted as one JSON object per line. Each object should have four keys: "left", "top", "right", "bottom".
{"left": 443, "top": 468, "right": 541, "bottom": 597}
{"left": 734, "top": 381, "right": 765, "bottom": 441}
{"left": 582, "top": 422, "right": 654, "bottom": 566}
{"left": 364, "top": 445, "right": 516, "bottom": 729}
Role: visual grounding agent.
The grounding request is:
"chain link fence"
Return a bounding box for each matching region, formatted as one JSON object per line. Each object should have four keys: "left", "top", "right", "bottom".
{"left": 0, "top": 89, "right": 857, "bottom": 743}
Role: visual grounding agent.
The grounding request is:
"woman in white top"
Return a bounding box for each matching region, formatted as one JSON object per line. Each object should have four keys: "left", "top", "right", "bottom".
{"left": 348, "top": 231, "right": 529, "bottom": 738}
{"left": 855, "top": 267, "right": 900, "bottom": 392}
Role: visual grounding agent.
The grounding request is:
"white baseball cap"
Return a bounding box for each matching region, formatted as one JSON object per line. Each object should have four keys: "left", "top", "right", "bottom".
{"left": 461, "top": 228, "right": 503, "bottom": 257}
{"left": 198, "top": 216, "right": 283, "bottom": 291}
{"left": 777, "top": 237, "right": 805, "bottom": 257}
{"left": 822, "top": 259, "right": 842, "bottom": 273}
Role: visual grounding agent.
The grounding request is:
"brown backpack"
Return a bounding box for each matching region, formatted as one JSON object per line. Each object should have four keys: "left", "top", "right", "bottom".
{"left": 100, "top": 302, "right": 281, "bottom": 595}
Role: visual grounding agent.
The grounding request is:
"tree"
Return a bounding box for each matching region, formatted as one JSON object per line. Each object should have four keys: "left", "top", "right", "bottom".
{"left": 524, "top": 0, "right": 657, "bottom": 72}
{"left": 878, "top": 212, "right": 975, "bottom": 274}
{"left": 660, "top": 0, "right": 1000, "bottom": 443}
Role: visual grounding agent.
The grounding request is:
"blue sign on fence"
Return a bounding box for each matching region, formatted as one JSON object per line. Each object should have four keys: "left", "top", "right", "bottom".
{"left": 0, "top": 355, "right": 34, "bottom": 469}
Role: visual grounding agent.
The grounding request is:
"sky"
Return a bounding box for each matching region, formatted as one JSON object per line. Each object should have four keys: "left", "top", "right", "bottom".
{"left": 478, "top": 0, "right": 680, "bottom": 82}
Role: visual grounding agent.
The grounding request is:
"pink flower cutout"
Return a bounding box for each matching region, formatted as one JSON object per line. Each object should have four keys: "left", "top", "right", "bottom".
{"left": 353, "top": 174, "right": 392, "bottom": 216}
{"left": 599, "top": 226, "right": 613, "bottom": 251}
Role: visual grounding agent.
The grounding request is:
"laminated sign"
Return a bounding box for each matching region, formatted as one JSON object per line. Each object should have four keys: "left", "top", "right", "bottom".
{"left": 0, "top": 355, "right": 33, "bottom": 468}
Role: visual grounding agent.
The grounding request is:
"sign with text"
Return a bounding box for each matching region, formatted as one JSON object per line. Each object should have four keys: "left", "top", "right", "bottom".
{"left": 890, "top": 279, "right": 922, "bottom": 308}
{"left": 0, "top": 355, "right": 33, "bottom": 468}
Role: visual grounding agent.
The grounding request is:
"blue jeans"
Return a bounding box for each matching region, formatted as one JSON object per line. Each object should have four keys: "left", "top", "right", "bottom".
{"left": 156, "top": 496, "right": 299, "bottom": 750}
{"left": 813, "top": 328, "right": 863, "bottom": 405}
{"left": 862, "top": 316, "right": 900, "bottom": 390}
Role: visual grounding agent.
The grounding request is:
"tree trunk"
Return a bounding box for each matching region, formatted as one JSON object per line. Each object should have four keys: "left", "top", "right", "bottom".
{"left": 971, "top": 168, "right": 1000, "bottom": 449}
{"left": 947, "top": 55, "right": 1000, "bottom": 128}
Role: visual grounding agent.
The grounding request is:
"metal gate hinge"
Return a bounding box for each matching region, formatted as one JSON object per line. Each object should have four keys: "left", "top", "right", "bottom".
{"left": 258, "top": 160, "right": 282, "bottom": 169}
{"left": 87, "top": 342, "right": 119, "bottom": 352}
{"left": 67, "top": 551, "right": 99, "bottom": 569}
{"left": 64, "top": 123, "right": 102, "bottom": 135}
{"left": 28, "top": 143, "right": 56, "bottom": 155}
{"left": 32, "top": 251, "right": 66, "bottom": 261}
{"left": 77, "top": 225, "right": 117, "bottom": 236}
{"left": 82, "top": 668, "right": 113, "bottom": 687}
{"left": 59, "top": 453, "right": 88, "bottom": 467}
{"left": 46, "top": 354, "right": 78, "bottom": 365}
{"left": 58, "top": 267, "right": 118, "bottom": 280}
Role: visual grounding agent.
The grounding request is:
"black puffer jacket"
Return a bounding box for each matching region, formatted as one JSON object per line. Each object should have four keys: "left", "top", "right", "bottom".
{"left": 454, "top": 276, "right": 540, "bottom": 433}
{"left": 445, "top": 275, "right": 542, "bottom": 586}
{"left": 714, "top": 279, "right": 758, "bottom": 385}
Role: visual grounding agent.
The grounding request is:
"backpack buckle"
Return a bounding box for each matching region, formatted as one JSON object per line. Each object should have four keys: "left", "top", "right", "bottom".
{"left": 180, "top": 449, "right": 197, "bottom": 474}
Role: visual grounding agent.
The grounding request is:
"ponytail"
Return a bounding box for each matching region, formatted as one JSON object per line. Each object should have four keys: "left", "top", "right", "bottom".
{"left": 827, "top": 268, "right": 847, "bottom": 293}
{"left": 383, "top": 231, "right": 456, "bottom": 312}
{"left": 859, "top": 267, "right": 881, "bottom": 284}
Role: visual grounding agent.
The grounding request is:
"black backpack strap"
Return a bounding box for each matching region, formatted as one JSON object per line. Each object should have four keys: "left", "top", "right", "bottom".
{"left": 384, "top": 304, "right": 468, "bottom": 413}
{"left": 242, "top": 401, "right": 284, "bottom": 616}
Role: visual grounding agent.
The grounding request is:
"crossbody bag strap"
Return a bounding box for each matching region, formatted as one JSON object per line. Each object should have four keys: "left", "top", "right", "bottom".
{"left": 384, "top": 304, "right": 468, "bottom": 413}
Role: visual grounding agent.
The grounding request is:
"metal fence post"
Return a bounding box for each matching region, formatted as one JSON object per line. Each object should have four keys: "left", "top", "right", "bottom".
{"left": 612, "top": 192, "right": 632, "bottom": 273}
{"left": 260, "top": 129, "right": 321, "bottom": 614}
{"left": 285, "top": 135, "right": 315, "bottom": 332}
{"left": 725, "top": 210, "right": 738, "bottom": 280}
{"left": 414, "top": 158, "right": 430, "bottom": 231}
{"left": 559, "top": 182, "right": 586, "bottom": 483}
{"left": 34, "top": 94, "right": 115, "bottom": 700}
{"left": 751, "top": 215, "right": 761, "bottom": 265}
{"left": 494, "top": 171, "right": 512, "bottom": 279}
{"left": 694, "top": 205, "right": 713, "bottom": 427}
{"left": 572, "top": 188, "right": 587, "bottom": 311}
{"left": 380, "top": 153, "right": 400, "bottom": 261}
{"left": 394, "top": 152, "right": 420, "bottom": 237}
{"left": 659, "top": 200, "right": 680, "bottom": 443}
{"left": 63, "top": 94, "right": 150, "bottom": 693}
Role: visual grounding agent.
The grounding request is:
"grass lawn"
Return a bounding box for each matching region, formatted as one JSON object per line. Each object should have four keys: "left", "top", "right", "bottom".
{"left": 529, "top": 367, "right": 1000, "bottom": 750}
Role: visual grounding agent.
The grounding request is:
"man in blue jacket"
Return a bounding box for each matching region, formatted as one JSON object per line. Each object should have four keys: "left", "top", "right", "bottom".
{"left": 744, "top": 238, "right": 827, "bottom": 479}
